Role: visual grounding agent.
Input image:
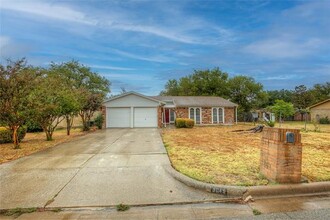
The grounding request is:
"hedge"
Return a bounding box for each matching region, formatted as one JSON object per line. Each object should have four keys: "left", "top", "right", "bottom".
{"left": 25, "top": 120, "right": 43, "bottom": 132}
{"left": 0, "top": 127, "right": 27, "bottom": 144}
{"left": 175, "top": 118, "right": 195, "bottom": 128}
{"left": 94, "top": 114, "right": 104, "bottom": 129}
{"left": 319, "top": 116, "right": 330, "bottom": 124}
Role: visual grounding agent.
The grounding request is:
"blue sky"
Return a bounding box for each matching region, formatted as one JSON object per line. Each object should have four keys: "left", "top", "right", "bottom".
{"left": 1, "top": 0, "right": 329, "bottom": 95}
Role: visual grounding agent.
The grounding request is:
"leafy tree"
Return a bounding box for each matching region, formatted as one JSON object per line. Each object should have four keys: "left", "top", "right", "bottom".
{"left": 0, "top": 59, "right": 39, "bottom": 148}
{"left": 31, "top": 73, "right": 71, "bottom": 141}
{"left": 228, "top": 76, "right": 267, "bottom": 115}
{"left": 160, "top": 79, "right": 180, "bottom": 96}
{"left": 48, "top": 64, "right": 81, "bottom": 135}
{"left": 310, "top": 82, "right": 330, "bottom": 104}
{"left": 292, "top": 85, "right": 314, "bottom": 120}
{"left": 61, "top": 90, "right": 80, "bottom": 136}
{"left": 266, "top": 89, "right": 293, "bottom": 106}
{"left": 160, "top": 68, "right": 229, "bottom": 97}
{"left": 292, "top": 85, "right": 313, "bottom": 109}
{"left": 188, "top": 68, "right": 229, "bottom": 96}
{"left": 269, "top": 100, "right": 295, "bottom": 123}
{"left": 50, "top": 61, "right": 110, "bottom": 131}
{"left": 79, "top": 91, "right": 104, "bottom": 131}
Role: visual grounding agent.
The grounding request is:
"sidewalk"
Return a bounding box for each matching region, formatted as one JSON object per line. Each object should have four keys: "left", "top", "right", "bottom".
{"left": 1, "top": 194, "right": 329, "bottom": 220}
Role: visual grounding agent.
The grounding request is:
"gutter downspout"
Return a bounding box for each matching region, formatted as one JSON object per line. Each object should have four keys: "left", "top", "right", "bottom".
{"left": 235, "top": 106, "right": 238, "bottom": 124}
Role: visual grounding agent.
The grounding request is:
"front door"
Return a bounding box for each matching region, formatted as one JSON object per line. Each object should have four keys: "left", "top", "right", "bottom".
{"left": 165, "top": 109, "right": 170, "bottom": 123}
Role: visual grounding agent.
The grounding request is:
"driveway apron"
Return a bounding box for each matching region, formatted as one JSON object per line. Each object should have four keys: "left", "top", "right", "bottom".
{"left": 0, "top": 129, "right": 221, "bottom": 209}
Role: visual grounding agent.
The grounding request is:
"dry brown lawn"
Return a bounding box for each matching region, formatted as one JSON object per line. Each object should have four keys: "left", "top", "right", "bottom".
{"left": 0, "top": 128, "right": 91, "bottom": 164}
{"left": 162, "top": 122, "right": 330, "bottom": 186}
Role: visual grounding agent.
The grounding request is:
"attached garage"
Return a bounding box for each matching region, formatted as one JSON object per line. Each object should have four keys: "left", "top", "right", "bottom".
{"left": 134, "top": 107, "right": 158, "bottom": 127}
{"left": 103, "top": 92, "right": 163, "bottom": 128}
{"left": 106, "top": 107, "right": 130, "bottom": 128}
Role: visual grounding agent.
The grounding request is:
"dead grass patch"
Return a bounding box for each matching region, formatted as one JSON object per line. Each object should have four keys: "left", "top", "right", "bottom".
{"left": 0, "top": 128, "right": 91, "bottom": 164}
{"left": 162, "top": 123, "right": 330, "bottom": 186}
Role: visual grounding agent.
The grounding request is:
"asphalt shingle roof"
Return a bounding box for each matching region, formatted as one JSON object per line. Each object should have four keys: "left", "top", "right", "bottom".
{"left": 150, "top": 96, "right": 238, "bottom": 107}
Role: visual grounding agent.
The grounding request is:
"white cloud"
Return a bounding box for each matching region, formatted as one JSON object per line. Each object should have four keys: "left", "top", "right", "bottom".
{"left": 89, "top": 64, "right": 135, "bottom": 71}
{"left": 0, "top": 0, "right": 232, "bottom": 45}
{"left": 263, "top": 75, "right": 297, "bottom": 80}
{"left": 110, "top": 23, "right": 198, "bottom": 44}
{"left": 102, "top": 73, "right": 151, "bottom": 81}
{"left": 111, "top": 49, "right": 172, "bottom": 63}
{"left": 244, "top": 38, "right": 323, "bottom": 59}
{"left": 0, "top": 35, "right": 32, "bottom": 58}
{"left": 0, "top": 0, "right": 96, "bottom": 25}
{"left": 0, "top": 36, "right": 10, "bottom": 48}
{"left": 242, "top": 1, "right": 329, "bottom": 59}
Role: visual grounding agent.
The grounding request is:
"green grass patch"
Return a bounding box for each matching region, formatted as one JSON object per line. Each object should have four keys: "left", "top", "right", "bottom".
{"left": 116, "top": 203, "right": 130, "bottom": 212}
{"left": 253, "top": 209, "right": 262, "bottom": 215}
{"left": 2, "top": 207, "right": 37, "bottom": 217}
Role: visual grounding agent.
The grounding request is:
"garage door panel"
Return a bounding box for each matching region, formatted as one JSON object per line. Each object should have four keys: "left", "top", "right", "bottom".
{"left": 107, "top": 108, "right": 130, "bottom": 128}
{"left": 134, "top": 108, "right": 157, "bottom": 127}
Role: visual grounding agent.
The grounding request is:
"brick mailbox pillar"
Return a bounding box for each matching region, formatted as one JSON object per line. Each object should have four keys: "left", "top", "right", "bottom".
{"left": 260, "top": 127, "right": 302, "bottom": 183}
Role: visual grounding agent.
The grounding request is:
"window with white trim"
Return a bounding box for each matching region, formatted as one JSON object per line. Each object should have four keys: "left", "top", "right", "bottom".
{"left": 170, "top": 109, "right": 175, "bottom": 122}
{"left": 189, "top": 107, "right": 201, "bottom": 124}
{"left": 212, "top": 107, "right": 224, "bottom": 124}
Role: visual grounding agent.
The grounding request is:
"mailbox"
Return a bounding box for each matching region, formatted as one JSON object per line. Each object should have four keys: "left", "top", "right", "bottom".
{"left": 286, "top": 132, "right": 295, "bottom": 143}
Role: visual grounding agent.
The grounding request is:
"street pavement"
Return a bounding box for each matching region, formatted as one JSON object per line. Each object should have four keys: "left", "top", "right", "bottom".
{"left": 0, "top": 128, "right": 221, "bottom": 209}
{"left": 1, "top": 194, "right": 329, "bottom": 219}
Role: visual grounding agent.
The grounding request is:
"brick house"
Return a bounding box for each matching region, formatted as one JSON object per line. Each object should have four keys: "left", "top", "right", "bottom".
{"left": 102, "top": 91, "right": 238, "bottom": 128}
{"left": 308, "top": 99, "right": 330, "bottom": 121}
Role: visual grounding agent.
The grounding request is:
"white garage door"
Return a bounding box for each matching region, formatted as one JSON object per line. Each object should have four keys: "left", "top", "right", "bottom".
{"left": 107, "top": 107, "right": 130, "bottom": 128}
{"left": 134, "top": 107, "right": 157, "bottom": 127}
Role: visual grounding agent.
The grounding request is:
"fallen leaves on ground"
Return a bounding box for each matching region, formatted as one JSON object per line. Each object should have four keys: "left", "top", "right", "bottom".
{"left": 0, "top": 128, "right": 91, "bottom": 164}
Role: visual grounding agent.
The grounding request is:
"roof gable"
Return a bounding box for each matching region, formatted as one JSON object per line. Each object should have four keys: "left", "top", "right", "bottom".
{"left": 104, "top": 91, "right": 164, "bottom": 104}
{"left": 103, "top": 91, "right": 165, "bottom": 107}
{"left": 308, "top": 99, "right": 330, "bottom": 109}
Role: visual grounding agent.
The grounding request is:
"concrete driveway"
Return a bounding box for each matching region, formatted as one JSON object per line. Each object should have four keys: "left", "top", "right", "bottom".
{"left": 0, "top": 129, "right": 221, "bottom": 209}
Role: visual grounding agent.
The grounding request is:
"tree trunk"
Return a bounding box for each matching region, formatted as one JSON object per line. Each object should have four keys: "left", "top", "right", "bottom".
{"left": 45, "top": 124, "right": 53, "bottom": 141}
{"left": 66, "top": 115, "right": 73, "bottom": 136}
{"left": 45, "top": 130, "right": 53, "bottom": 141}
{"left": 80, "top": 112, "right": 91, "bottom": 131}
{"left": 12, "top": 125, "right": 20, "bottom": 149}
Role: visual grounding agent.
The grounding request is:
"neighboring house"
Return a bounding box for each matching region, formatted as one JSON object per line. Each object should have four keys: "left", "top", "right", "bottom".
{"left": 102, "top": 91, "right": 238, "bottom": 128}
{"left": 308, "top": 99, "right": 330, "bottom": 121}
{"left": 57, "top": 111, "right": 101, "bottom": 128}
{"left": 293, "top": 112, "right": 311, "bottom": 121}
{"left": 254, "top": 109, "right": 275, "bottom": 122}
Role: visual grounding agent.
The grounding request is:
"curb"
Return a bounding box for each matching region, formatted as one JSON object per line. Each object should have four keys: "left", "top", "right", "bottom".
{"left": 164, "top": 165, "right": 330, "bottom": 198}
{"left": 244, "top": 182, "right": 330, "bottom": 198}
{"left": 163, "top": 165, "right": 247, "bottom": 197}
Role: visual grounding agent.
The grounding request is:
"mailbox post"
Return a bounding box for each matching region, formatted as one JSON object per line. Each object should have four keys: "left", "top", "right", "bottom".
{"left": 260, "top": 127, "right": 302, "bottom": 183}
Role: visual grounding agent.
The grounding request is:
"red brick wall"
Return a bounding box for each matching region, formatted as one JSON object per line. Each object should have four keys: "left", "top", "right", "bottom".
{"left": 101, "top": 106, "right": 106, "bottom": 128}
{"left": 174, "top": 107, "right": 189, "bottom": 118}
{"left": 202, "top": 107, "right": 212, "bottom": 124}
{"left": 158, "top": 106, "right": 163, "bottom": 128}
{"left": 225, "top": 107, "right": 235, "bottom": 124}
{"left": 171, "top": 107, "right": 235, "bottom": 125}
{"left": 260, "top": 127, "right": 302, "bottom": 183}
